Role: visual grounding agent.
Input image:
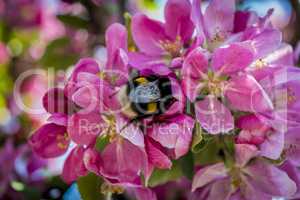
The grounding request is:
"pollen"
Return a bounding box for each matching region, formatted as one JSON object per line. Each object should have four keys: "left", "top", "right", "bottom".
{"left": 56, "top": 133, "right": 69, "bottom": 149}
{"left": 255, "top": 59, "right": 267, "bottom": 69}
{"left": 101, "top": 183, "right": 124, "bottom": 195}
{"left": 159, "top": 36, "right": 182, "bottom": 57}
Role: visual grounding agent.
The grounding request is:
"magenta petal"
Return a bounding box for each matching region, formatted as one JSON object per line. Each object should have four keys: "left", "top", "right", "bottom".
{"left": 100, "top": 139, "right": 146, "bottom": 185}
{"left": 116, "top": 115, "right": 145, "bottom": 148}
{"left": 204, "top": 0, "right": 235, "bottom": 40}
{"left": 148, "top": 114, "right": 194, "bottom": 158}
{"left": 246, "top": 160, "right": 297, "bottom": 197}
{"left": 105, "top": 23, "right": 128, "bottom": 68}
{"left": 43, "top": 88, "right": 75, "bottom": 114}
{"left": 192, "top": 163, "right": 227, "bottom": 192}
{"left": 128, "top": 52, "right": 165, "bottom": 70}
{"left": 134, "top": 188, "right": 157, "bottom": 200}
{"left": 280, "top": 161, "right": 300, "bottom": 199}
{"left": 83, "top": 148, "right": 102, "bottom": 175}
{"left": 71, "top": 84, "right": 99, "bottom": 109}
{"left": 67, "top": 112, "right": 103, "bottom": 146}
{"left": 47, "top": 113, "right": 67, "bottom": 126}
{"left": 131, "top": 14, "right": 167, "bottom": 56}
{"left": 164, "top": 0, "right": 194, "bottom": 43}
{"left": 62, "top": 146, "right": 87, "bottom": 183}
{"left": 212, "top": 42, "right": 254, "bottom": 75}
{"left": 145, "top": 137, "right": 172, "bottom": 169}
{"left": 225, "top": 75, "right": 273, "bottom": 113}
{"left": 195, "top": 96, "right": 234, "bottom": 134}
{"left": 29, "top": 123, "right": 69, "bottom": 158}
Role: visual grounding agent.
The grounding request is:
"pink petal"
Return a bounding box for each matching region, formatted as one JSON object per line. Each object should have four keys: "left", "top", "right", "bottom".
{"left": 43, "top": 88, "right": 75, "bottom": 114}
{"left": 29, "top": 123, "right": 69, "bottom": 158}
{"left": 225, "top": 75, "right": 273, "bottom": 113}
{"left": 131, "top": 14, "right": 168, "bottom": 56}
{"left": 47, "top": 113, "right": 67, "bottom": 126}
{"left": 105, "top": 23, "right": 128, "bottom": 68}
{"left": 207, "top": 178, "right": 232, "bottom": 200}
{"left": 62, "top": 146, "right": 87, "bottom": 183}
{"left": 67, "top": 112, "right": 103, "bottom": 146}
{"left": 191, "top": 0, "right": 206, "bottom": 41}
{"left": 134, "top": 188, "right": 157, "bottom": 200}
{"left": 260, "top": 130, "right": 284, "bottom": 160}
{"left": 148, "top": 114, "right": 194, "bottom": 158}
{"left": 235, "top": 144, "right": 258, "bottom": 167}
{"left": 192, "top": 163, "right": 227, "bottom": 192}
{"left": 145, "top": 137, "right": 172, "bottom": 169}
{"left": 212, "top": 42, "right": 254, "bottom": 75}
{"left": 69, "top": 58, "right": 100, "bottom": 82}
{"left": 116, "top": 115, "right": 145, "bottom": 148}
{"left": 195, "top": 95, "right": 234, "bottom": 134}
{"left": 181, "top": 47, "right": 208, "bottom": 79}
{"left": 250, "top": 28, "right": 282, "bottom": 59}
{"left": 83, "top": 148, "right": 102, "bottom": 175}
{"left": 203, "top": 0, "right": 235, "bottom": 40}
{"left": 181, "top": 77, "right": 203, "bottom": 102}
{"left": 264, "top": 43, "right": 294, "bottom": 65}
{"left": 164, "top": 0, "right": 194, "bottom": 43}
{"left": 100, "top": 139, "right": 147, "bottom": 185}
{"left": 105, "top": 48, "right": 129, "bottom": 87}
{"left": 245, "top": 160, "right": 297, "bottom": 197}
{"left": 285, "top": 128, "right": 300, "bottom": 166}
{"left": 128, "top": 52, "right": 165, "bottom": 70}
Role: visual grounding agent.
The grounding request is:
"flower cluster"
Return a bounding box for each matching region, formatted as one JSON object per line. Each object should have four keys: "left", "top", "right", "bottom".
{"left": 29, "top": 0, "right": 300, "bottom": 199}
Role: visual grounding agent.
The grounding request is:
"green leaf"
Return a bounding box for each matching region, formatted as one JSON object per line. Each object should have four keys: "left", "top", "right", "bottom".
{"left": 191, "top": 122, "right": 204, "bottom": 153}
{"left": 57, "top": 15, "right": 89, "bottom": 29}
{"left": 148, "top": 160, "right": 182, "bottom": 187}
{"left": 95, "top": 135, "right": 110, "bottom": 152}
{"left": 179, "top": 151, "right": 194, "bottom": 180}
{"left": 194, "top": 138, "right": 222, "bottom": 165}
{"left": 40, "top": 37, "right": 79, "bottom": 69}
{"left": 77, "top": 173, "right": 104, "bottom": 200}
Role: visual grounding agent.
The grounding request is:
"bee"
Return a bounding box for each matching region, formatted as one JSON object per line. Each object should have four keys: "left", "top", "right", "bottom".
{"left": 117, "top": 75, "right": 175, "bottom": 120}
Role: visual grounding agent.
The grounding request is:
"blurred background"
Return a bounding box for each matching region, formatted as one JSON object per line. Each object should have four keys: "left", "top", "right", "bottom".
{"left": 0, "top": 0, "right": 299, "bottom": 199}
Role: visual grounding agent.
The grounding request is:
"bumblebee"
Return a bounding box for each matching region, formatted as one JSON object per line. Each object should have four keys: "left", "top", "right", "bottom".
{"left": 117, "top": 75, "right": 175, "bottom": 119}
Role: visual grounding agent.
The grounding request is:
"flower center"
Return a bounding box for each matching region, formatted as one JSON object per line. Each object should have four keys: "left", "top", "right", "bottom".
{"left": 159, "top": 36, "right": 182, "bottom": 57}
{"left": 102, "top": 115, "right": 118, "bottom": 142}
{"left": 201, "top": 71, "right": 227, "bottom": 97}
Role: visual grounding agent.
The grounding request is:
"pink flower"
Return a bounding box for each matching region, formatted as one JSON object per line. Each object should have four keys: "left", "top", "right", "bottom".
{"left": 129, "top": 0, "right": 194, "bottom": 72}
{"left": 181, "top": 42, "right": 272, "bottom": 134}
{"left": 236, "top": 114, "right": 284, "bottom": 160}
{"left": 192, "top": 144, "right": 297, "bottom": 199}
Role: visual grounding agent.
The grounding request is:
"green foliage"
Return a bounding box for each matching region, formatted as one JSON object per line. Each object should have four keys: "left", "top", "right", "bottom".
{"left": 95, "top": 135, "right": 110, "bottom": 152}
{"left": 179, "top": 151, "right": 194, "bottom": 180}
{"left": 40, "top": 37, "right": 79, "bottom": 69}
{"left": 191, "top": 122, "right": 204, "bottom": 153}
{"left": 77, "top": 173, "right": 105, "bottom": 200}
{"left": 148, "top": 160, "right": 182, "bottom": 187}
{"left": 57, "top": 15, "right": 89, "bottom": 29}
{"left": 193, "top": 137, "right": 222, "bottom": 165}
